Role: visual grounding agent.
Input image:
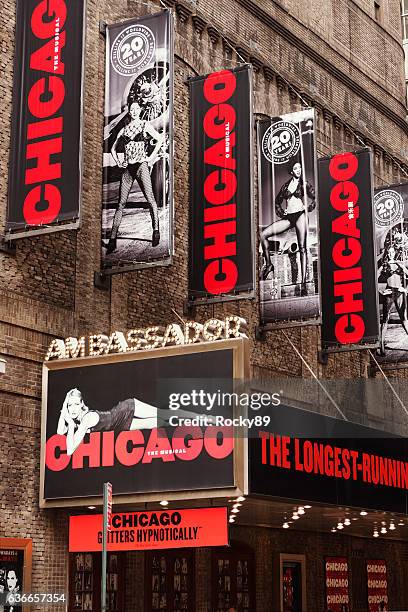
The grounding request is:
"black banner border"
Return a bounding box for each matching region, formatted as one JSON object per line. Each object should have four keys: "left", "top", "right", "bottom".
{"left": 187, "top": 63, "right": 256, "bottom": 306}
{"left": 319, "top": 147, "right": 380, "bottom": 353}
{"left": 6, "top": 0, "right": 86, "bottom": 240}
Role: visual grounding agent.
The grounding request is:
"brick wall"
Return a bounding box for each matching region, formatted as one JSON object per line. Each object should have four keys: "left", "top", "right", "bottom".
{"left": 0, "top": 0, "right": 408, "bottom": 609}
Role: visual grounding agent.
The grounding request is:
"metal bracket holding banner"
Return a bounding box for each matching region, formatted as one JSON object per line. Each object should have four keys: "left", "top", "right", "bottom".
{"left": 183, "top": 299, "right": 196, "bottom": 318}
{"left": 255, "top": 326, "right": 267, "bottom": 342}
{"left": 0, "top": 238, "right": 16, "bottom": 255}
{"left": 94, "top": 271, "right": 111, "bottom": 291}
{"left": 317, "top": 350, "right": 329, "bottom": 366}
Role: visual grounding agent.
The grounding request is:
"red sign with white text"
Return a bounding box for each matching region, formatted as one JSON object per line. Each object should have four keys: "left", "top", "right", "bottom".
{"left": 69, "top": 508, "right": 228, "bottom": 552}
{"left": 367, "top": 560, "right": 388, "bottom": 612}
{"left": 325, "top": 557, "right": 350, "bottom": 612}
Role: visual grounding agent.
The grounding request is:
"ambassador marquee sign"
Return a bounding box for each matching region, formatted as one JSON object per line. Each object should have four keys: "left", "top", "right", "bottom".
{"left": 45, "top": 316, "right": 247, "bottom": 361}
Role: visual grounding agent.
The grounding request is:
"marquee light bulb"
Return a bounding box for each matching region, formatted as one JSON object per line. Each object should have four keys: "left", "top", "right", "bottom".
{"left": 380, "top": 527, "right": 387, "bottom": 534}
{"left": 282, "top": 522, "right": 289, "bottom": 529}
{"left": 331, "top": 527, "right": 337, "bottom": 533}
{"left": 229, "top": 517, "right": 235, "bottom": 523}
{"left": 87, "top": 506, "right": 96, "bottom": 510}
{"left": 297, "top": 507, "right": 305, "bottom": 515}
{"left": 389, "top": 522, "right": 396, "bottom": 531}
{"left": 304, "top": 505, "right": 312, "bottom": 509}
{"left": 231, "top": 508, "right": 240, "bottom": 514}
{"left": 233, "top": 503, "right": 242, "bottom": 508}
{"left": 360, "top": 510, "right": 368, "bottom": 516}
{"left": 236, "top": 496, "right": 245, "bottom": 502}
{"left": 160, "top": 500, "right": 169, "bottom": 506}
{"left": 344, "top": 518, "right": 351, "bottom": 526}
{"left": 373, "top": 531, "right": 379, "bottom": 538}
{"left": 398, "top": 520, "right": 404, "bottom": 526}
{"left": 337, "top": 522, "right": 344, "bottom": 530}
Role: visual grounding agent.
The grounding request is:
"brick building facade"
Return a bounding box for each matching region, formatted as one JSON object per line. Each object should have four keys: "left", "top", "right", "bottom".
{"left": 1, "top": 0, "right": 408, "bottom": 610}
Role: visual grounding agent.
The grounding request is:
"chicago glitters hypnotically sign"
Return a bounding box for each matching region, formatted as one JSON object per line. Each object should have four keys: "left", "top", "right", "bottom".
{"left": 69, "top": 508, "right": 228, "bottom": 551}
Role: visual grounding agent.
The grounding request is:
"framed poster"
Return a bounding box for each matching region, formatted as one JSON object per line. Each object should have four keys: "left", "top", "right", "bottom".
{"left": 0, "top": 539, "right": 32, "bottom": 612}
{"left": 324, "top": 557, "right": 350, "bottom": 612}
{"left": 366, "top": 560, "right": 388, "bottom": 612}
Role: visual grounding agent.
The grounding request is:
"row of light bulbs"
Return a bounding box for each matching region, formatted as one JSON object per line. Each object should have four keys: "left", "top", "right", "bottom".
{"left": 282, "top": 505, "right": 312, "bottom": 529}
{"left": 372, "top": 519, "right": 404, "bottom": 538}
{"left": 229, "top": 496, "right": 246, "bottom": 523}
{"left": 331, "top": 511, "right": 364, "bottom": 532}
{"left": 330, "top": 510, "right": 405, "bottom": 537}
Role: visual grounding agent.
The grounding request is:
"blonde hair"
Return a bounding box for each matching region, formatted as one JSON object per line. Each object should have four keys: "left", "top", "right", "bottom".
{"left": 64, "top": 388, "right": 89, "bottom": 421}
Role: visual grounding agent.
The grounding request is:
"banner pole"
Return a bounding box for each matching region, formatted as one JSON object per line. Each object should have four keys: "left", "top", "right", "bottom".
{"left": 101, "top": 482, "right": 110, "bottom": 612}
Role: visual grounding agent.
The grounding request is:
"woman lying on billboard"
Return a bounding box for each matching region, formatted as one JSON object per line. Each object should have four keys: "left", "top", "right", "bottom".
{"left": 57, "top": 388, "right": 198, "bottom": 455}
{"left": 260, "top": 161, "right": 315, "bottom": 295}
{"left": 378, "top": 235, "right": 408, "bottom": 355}
{"left": 105, "top": 93, "right": 165, "bottom": 255}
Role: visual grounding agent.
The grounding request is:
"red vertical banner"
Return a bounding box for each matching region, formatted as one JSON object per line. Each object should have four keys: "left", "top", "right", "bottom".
{"left": 7, "top": 0, "right": 85, "bottom": 238}
{"left": 324, "top": 557, "right": 350, "bottom": 612}
{"left": 367, "top": 560, "right": 388, "bottom": 612}
{"left": 188, "top": 65, "right": 254, "bottom": 304}
{"left": 318, "top": 149, "right": 379, "bottom": 351}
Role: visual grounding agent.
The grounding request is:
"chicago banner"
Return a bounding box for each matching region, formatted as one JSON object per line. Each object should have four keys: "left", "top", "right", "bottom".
{"left": 318, "top": 149, "right": 379, "bottom": 351}
{"left": 188, "top": 65, "right": 254, "bottom": 304}
{"left": 102, "top": 11, "right": 173, "bottom": 272}
{"left": 258, "top": 108, "right": 319, "bottom": 324}
{"left": 374, "top": 183, "right": 408, "bottom": 360}
{"left": 6, "top": 0, "right": 85, "bottom": 238}
{"left": 324, "top": 557, "right": 350, "bottom": 612}
{"left": 366, "top": 560, "right": 388, "bottom": 612}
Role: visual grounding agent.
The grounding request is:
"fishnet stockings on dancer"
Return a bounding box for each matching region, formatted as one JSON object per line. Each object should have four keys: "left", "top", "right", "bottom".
{"left": 107, "top": 161, "right": 159, "bottom": 253}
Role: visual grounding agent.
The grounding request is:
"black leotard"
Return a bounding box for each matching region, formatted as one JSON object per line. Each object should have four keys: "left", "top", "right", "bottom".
{"left": 90, "top": 399, "right": 135, "bottom": 433}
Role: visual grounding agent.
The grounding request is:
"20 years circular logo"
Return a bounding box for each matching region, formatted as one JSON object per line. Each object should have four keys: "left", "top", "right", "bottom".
{"left": 262, "top": 121, "right": 301, "bottom": 164}
{"left": 374, "top": 189, "right": 404, "bottom": 227}
{"left": 111, "top": 25, "right": 155, "bottom": 76}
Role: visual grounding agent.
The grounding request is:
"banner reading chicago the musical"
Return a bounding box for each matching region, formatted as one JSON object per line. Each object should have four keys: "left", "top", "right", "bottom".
{"left": 258, "top": 109, "right": 320, "bottom": 324}
{"left": 318, "top": 149, "right": 379, "bottom": 351}
{"left": 7, "top": 0, "right": 85, "bottom": 238}
{"left": 102, "top": 11, "right": 173, "bottom": 272}
{"left": 188, "top": 65, "right": 254, "bottom": 304}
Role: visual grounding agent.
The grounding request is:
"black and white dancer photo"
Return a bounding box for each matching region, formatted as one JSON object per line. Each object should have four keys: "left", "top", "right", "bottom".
{"left": 260, "top": 160, "right": 316, "bottom": 294}
{"left": 106, "top": 96, "right": 164, "bottom": 254}
{"left": 102, "top": 12, "right": 173, "bottom": 270}
{"left": 0, "top": 549, "right": 24, "bottom": 612}
{"left": 375, "top": 184, "right": 408, "bottom": 361}
{"left": 57, "top": 388, "right": 203, "bottom": 455}
{"left": 258, "top": 108, "right": 319, "bottom": 323}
